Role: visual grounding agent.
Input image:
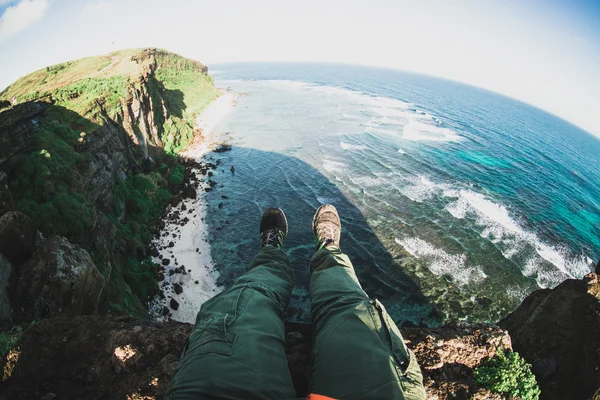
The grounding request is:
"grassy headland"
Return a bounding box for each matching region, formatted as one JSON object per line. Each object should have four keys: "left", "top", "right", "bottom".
{"left": 0, "top": 48, "right": 218, "bottom": 315}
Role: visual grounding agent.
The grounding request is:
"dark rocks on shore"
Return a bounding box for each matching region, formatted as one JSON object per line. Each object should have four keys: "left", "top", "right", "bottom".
{"left": 183, "top": 185, "right": 196, "bottom": 200}
{"left": 214, "top": 144, "right": 232, "bottom": 153}
{"left": 173, "top": 283, "right": 183, "bottom": 295}
{"left": 170, "top": 298, "right": 179, "bottom": 310}
{"left": 161, "top": 258, "right": 170, "bottom": 266}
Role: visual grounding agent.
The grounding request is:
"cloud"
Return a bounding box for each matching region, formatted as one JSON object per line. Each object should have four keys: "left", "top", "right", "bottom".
{"left": 0, "top": 0, "right": 50, "bottom": 40}
{"left": 83, "top": 0, "right": 112, "bottom": 14}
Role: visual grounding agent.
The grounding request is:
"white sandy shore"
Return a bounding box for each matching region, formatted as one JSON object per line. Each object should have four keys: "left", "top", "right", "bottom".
{"left": 152, "top": 92, "right": 237, "bottom": 323}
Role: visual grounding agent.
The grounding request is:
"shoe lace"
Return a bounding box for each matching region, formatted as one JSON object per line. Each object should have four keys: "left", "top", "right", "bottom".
{"left": 316, "top": 225, "right": 337, "bottom": 250}
{"left": 261, "top": 229, "right": 283, "bottom": 248}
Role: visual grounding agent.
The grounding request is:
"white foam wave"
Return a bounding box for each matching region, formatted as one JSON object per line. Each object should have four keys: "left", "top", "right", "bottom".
{"left": 322, "top": 159, "right": 347, "bottom": 173}
{"left": 400, "top": 176, "right": 450, "bottom": 203}
{"left": 350, "top": 176, "right": 389, "bottom": 187}
{"left": 444, "top": 189, "right": 593, "bottom": 284}
{"left": 395, "top": 237, "right": 487, "bottom": 286}
{"left": 340, "top": 141, "right": 368, "bottom": 151}
{"left": 402, "top": 120, "right": 461, "bottom": 142}
{"left": 397, "top": 148, "right": 406, "bottom": 154}
{"left": 317, "top": 196, "right": 340, "bottom": 204}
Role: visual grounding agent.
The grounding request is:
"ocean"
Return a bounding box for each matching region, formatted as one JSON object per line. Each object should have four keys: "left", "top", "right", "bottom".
{"left": 200, "top": 63, "right": 600, "bottom": 326}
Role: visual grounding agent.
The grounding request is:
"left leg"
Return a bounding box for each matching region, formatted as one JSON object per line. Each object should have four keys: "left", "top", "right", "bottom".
{"left": 166, "top": 208, "right": 296, "bottom": 400}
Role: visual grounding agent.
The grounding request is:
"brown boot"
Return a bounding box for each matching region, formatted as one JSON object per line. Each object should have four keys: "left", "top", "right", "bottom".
{"left": 312, "top": 204, "right": 341, "bottom": 250}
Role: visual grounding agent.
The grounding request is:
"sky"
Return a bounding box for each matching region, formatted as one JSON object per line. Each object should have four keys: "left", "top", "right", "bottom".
{"left": 0, "top": 0, "right": 599, "bottom": 137}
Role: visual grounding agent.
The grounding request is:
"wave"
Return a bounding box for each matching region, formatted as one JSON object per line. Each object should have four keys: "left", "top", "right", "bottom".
{"left": 397, "top": 148, "right": 406, "bottom": 154}
{"left": 443, "top": 188, "right": 593, "bottom": 286}
{"left": 402, "top": 120, "right": 461, "bottom": 142}
{"left": 322, "top": 159, "right": 347, "bottom": 174}
{"left": 340, "top": 141, "right": 368, "bottom": 151}
{"left": 395, "top": 237, "right": 487, "bottom": 286}
{"left": 400, "top": 175, "right": 450, "bottom": 203}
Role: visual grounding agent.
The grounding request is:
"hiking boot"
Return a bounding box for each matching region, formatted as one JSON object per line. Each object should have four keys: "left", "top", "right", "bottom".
{"left": 260, "top": 207, "right": 288, "bottom": 249}
{"left": 312, "top": 204, "right": 341, "bottom": 250}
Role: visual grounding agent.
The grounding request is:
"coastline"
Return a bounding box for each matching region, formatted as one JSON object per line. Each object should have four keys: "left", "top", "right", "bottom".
{"left": 151, "top": 91, "right": 237, "bottom": 323}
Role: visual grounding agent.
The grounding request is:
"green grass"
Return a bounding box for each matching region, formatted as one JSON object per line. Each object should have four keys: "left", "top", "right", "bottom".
{"left": 474, "top": 350, "right": 540, "bottom": 400}
{"left": 3, "top": 48, "right": 217, "bottom": 315}
{"left": 0, "top": 327, "right": 23, "bottom": 357}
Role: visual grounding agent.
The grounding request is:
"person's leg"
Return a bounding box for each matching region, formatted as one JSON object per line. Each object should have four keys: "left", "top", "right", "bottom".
{"left": 309, "top": 205, "right": 426, "bottom": 400}
{"left": 166, "top": 208, "right": 296, "bottom": 400}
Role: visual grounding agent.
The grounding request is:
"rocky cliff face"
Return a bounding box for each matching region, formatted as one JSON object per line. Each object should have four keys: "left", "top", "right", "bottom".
{"left": 0, "top": 48, "right": 217, "bottom": 318}
{"left": 500, "top": 272, "right": 600, "bottom": 400}
{"left": 0, "top": 102, "right": 44, "bottom": 174}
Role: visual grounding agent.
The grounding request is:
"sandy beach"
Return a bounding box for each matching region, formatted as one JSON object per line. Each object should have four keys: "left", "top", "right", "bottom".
{"left": 152, "top": 92, "right": 237, "bottom": 323}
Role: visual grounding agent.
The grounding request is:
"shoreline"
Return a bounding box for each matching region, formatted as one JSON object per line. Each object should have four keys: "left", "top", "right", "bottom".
{"left": 151, "top": 91, "right": 237, "bottom": 322}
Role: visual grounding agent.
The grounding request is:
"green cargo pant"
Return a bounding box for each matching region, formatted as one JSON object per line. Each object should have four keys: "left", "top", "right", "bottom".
{"left": 166, "top": 246, "right": 426, "bottom": 400}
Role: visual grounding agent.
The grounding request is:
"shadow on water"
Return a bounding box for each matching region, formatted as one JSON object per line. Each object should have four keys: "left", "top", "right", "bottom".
{"left": 200, "top": 146, "right": 441, "bottom": 327}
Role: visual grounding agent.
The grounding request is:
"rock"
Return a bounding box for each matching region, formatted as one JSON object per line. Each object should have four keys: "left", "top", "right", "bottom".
{"left": 168, "top": 241, "right": 174, "bottom": 248}
{"left": 596, "top": 259, "right": 600, "bottom": 274}
{"left": 218, "top": 202, "right": 223, "bottom": 209}
{"left": 214, "top": 144, "right": 232, "bottom": 153}
{"left": 0, "top": 211, "right": 36, "bottom": 265}
{"left": 0, "top": 253, "right": 14, "bottom": 323}
{"left": 183, "top": 185, "right": 196, "bottom": 200}
{"left": 0, "top": 171, "right": 15, "bottom": 217}
{"left": 532, "top": 357, "right": 557, "bottom": 380}
{"left": 230, "top": 165, "right": 235, "bottom": 174}
{"left": 403, "top": 322, "right": 510, "bottom": 399}
{"left": 162, "top": 258, "right": 170, "bottom": 266}
{"left": 173, "top": 283, "right": 183, "bottom": 295}
{"left": 161, "top": 306, "right": 170, "bottom": 316}
{"left": 170, "top": 298, "right": 179, "bottom": 311}
{"left": 16, "top": 236, "right": 107, "bottom": 320}
{"left": 0, "top": 102, "right": 44, "bottom": 173}
{"left": 148, "top": 245, "right": 160, "bottom": 257}
{"left": 0, "top": 316, "right": 192, "bottom": 399}
{"left": 500, "top": 274, "right": 600, "bottom": 400}
{"left": 194, "top": 280, "right": 199, "bottom": 284}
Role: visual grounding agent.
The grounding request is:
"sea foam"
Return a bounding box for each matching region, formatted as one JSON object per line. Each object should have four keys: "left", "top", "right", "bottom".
{"left": 395, "top": 237, "right": 487, "bottom": 286}
{"left": 443, "top": 188, "right": 593, "bottom": 286}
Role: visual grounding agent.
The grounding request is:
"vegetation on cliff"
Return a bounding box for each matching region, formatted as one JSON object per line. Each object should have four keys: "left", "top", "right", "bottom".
{"left": 0, "top": 48, "right": 218, "bottom": 316}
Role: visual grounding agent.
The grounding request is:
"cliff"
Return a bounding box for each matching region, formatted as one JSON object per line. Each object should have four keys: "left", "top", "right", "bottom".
{"left": 0, "top": 48, "right": 218, "bottom": 318}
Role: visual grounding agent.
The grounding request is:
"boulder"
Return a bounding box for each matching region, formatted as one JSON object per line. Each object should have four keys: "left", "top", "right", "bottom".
{"left": 17, "top": 236, "right": 107, "bottom": 321}
{"left": 0, "top": 253, "right": 13, "bottom": 324}
{"left": 0, "top": 211, "right": 36, "bottom": 265}
{"left": 182, "top": 185, "right": 196, "bottom": 200}
{"left": 500, "top": 272, "right": 600, "bottom": 400}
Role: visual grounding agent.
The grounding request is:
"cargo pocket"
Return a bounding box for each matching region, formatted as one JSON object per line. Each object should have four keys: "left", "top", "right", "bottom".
{"left": 185, "top": 284, "right": 257, "bottom": 357}
{"left": 370, "top": 299, "right": 426, "bottom": 399}
{"left": 185, "top": 314, "right": 237, "bottom": 356}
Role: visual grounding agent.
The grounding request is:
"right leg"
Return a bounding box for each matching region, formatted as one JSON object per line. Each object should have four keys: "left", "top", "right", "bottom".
{"left": 309, "top": 205, "right": 426, "bottom": 400}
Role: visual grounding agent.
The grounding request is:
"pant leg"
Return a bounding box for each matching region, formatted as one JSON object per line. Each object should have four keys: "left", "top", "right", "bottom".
{"left": 309, "top": 247, "right": 426, "bottom": 400}
{"left": 166, "top": 246, "right": 297, "bottom": 400}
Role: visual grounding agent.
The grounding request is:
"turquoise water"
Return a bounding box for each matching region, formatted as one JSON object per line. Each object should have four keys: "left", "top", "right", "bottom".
{"left": 201, "top": 63, "right": 600, "bottom": 326}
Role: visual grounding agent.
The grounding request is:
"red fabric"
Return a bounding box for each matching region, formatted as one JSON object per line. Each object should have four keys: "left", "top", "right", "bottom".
{"left": 307, "top": 394, "right": 337, "bottom": 400}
